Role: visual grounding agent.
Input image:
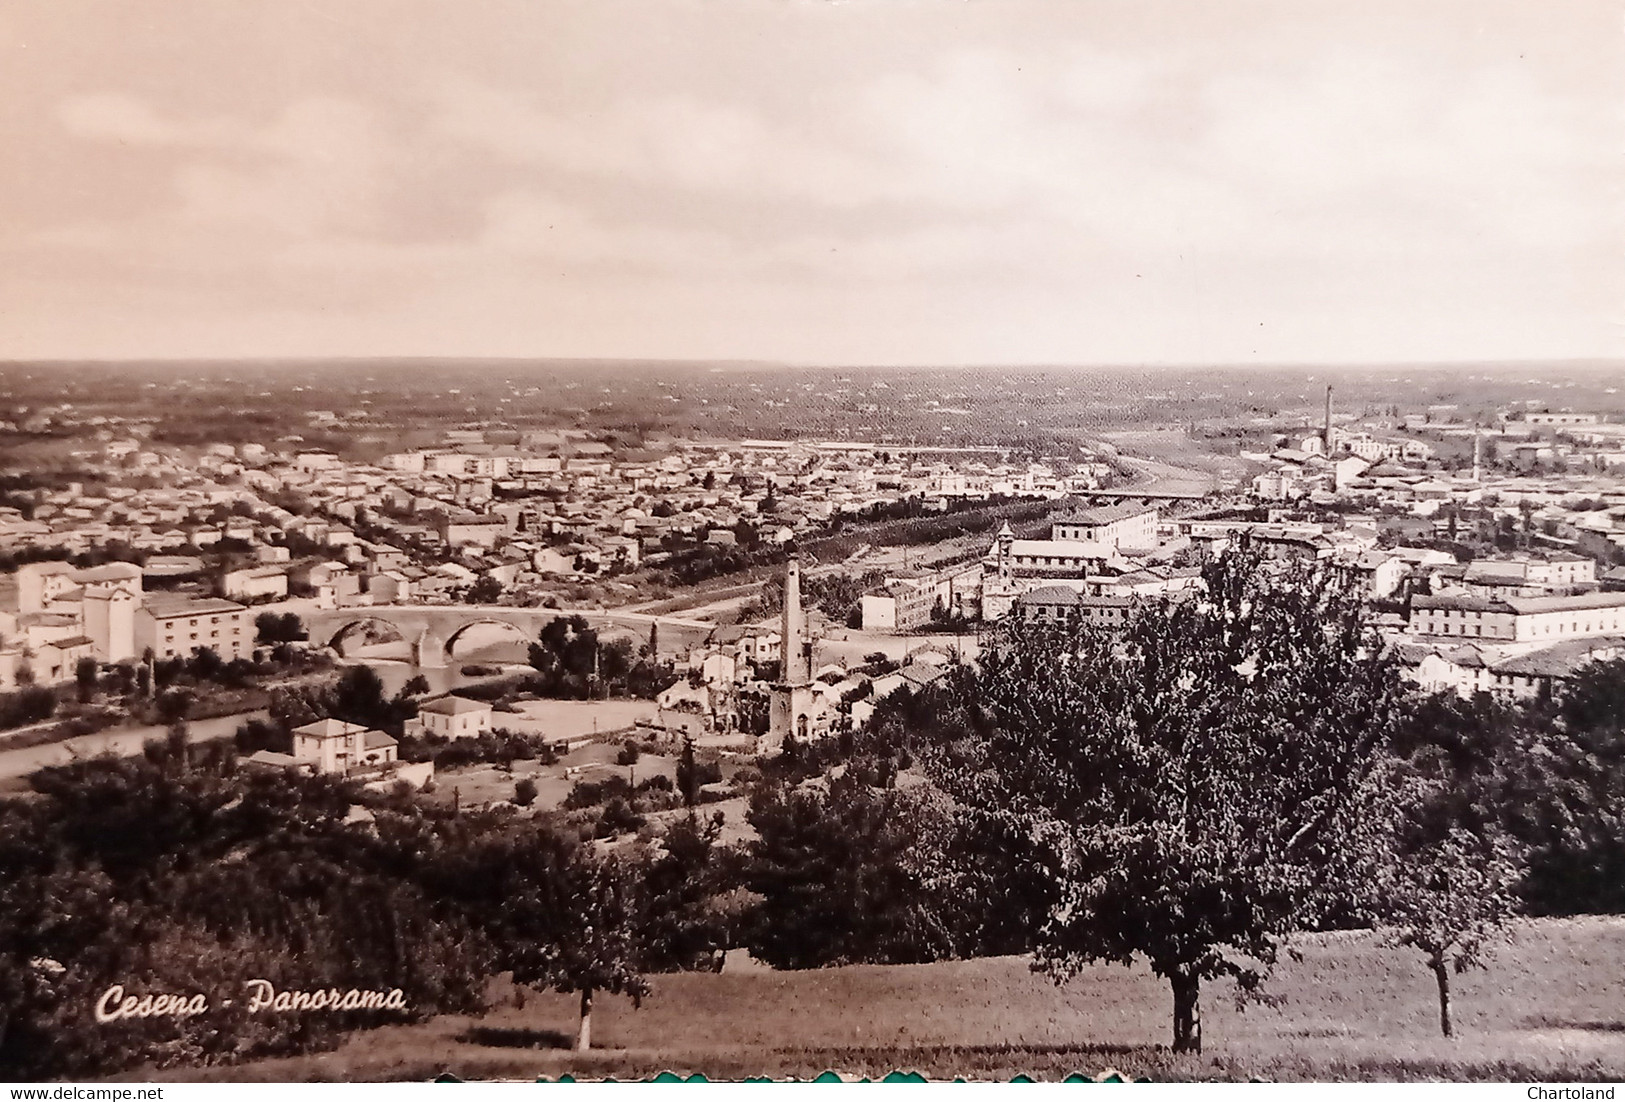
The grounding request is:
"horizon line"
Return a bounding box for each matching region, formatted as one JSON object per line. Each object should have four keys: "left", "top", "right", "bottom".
{"left": 0, "top": 355, "right": 1621, "bottom": 373}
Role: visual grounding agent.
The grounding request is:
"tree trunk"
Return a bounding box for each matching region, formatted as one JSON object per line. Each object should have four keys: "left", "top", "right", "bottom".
{"left": 1431, "top": 955, "right": 1452, "bottom": 1038}
{"left": 575, "top": 988, "right": 593, "bottom": 1052}
{"left": 1170, "top": 968, "right": 1202, "bottom": 1054}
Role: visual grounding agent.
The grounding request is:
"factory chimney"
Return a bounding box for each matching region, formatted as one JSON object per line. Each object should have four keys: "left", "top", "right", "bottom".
{"left": 1323, "top": 385, "right": 1334, "bottom": 452}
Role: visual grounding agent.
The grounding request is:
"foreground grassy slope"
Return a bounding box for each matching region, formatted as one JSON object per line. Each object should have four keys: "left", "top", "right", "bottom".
{"left": 150, "top": 917, "right": 1625, "bottom": 1082}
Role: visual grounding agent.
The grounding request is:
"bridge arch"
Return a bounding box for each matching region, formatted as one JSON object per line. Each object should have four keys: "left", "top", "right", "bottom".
{"left": 324, "top": 616, "right": 412, "bottom": 654}
{"left": 442, "top": 617, "right": 535, "bottom": 660}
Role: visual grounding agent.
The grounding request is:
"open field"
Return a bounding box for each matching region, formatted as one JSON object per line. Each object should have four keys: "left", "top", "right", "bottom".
{"left": 143, "top": 917, "right": 1625, "bottom": 1082}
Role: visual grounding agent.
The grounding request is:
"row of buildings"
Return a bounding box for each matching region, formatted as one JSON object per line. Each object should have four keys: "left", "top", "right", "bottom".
{"left": 1, "top": 560, "right": 254, "bottom": 690}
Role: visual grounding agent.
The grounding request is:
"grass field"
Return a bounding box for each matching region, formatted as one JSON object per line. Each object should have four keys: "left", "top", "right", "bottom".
{"left": 143, "top": 917, "right": 1625, "bottom": 1082}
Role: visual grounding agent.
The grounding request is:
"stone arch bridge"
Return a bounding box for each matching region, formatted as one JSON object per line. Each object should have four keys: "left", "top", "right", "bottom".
{"left": 305, "top": 604, "right": 711, "bottom": 669}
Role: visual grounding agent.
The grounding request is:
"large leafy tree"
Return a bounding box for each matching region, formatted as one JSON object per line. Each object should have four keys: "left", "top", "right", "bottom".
{"left": 437, "top": 829, "right": 647, "bottom": 1050}
{"left": 3, "top": 751, "right": 483, "bottom": 1078}
{"left": 937, "top": 546, "right": 1409, "bottom": 1053}
{"left": 637, "top": 812, "right": 738, "bottom": 973}
{"left": 742, "top": 773, "right": 960, "bottom": 969}
{"left": 1393, "top": 671, "right": 1625, "bottom": 916}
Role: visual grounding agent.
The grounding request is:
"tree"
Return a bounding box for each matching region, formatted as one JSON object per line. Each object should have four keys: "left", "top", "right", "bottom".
{"left": 676, "top": 736, "right": 699, "bottom": 809}
{"left": 74, "top": 657, "right": 99, "bottom": 704}
{"left": 154, "top": 689, "right": 193, "bottom": 727}
{"left": 233, "top": 718, "right": 290, "bottom": 756}
{"left": 529, "top": 616, "right": 599, "bottom": 699}
{"left": 467, "top": 576, "right": 504, "bottom": 604}
{"left": 1375, "top": 825, "right": 1523, "bottom": 1037}
{"left": 638, "top": 812, "right": 734, "bottom": 973}
{"left": 933, "top": 546, "right": 1409, "bottom": 1053}
{"left": 742, "top": 775, "right": 959, "bottom": 969}
{"left": 188, "top": 645, "right": 224, "bottom": 682}
{"left": 513, "top": 777, "right": 538, "bottom": 807}
{"left": 454, "top": 831, "right": 648, "bottom": 1050}
{"left": 255, "top": 611, "right": 307, "bottom": 645}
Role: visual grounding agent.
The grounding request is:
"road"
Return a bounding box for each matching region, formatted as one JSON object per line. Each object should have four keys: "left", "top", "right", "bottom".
{"left": 0, "top": 709, "right": 266, "bottom": 789}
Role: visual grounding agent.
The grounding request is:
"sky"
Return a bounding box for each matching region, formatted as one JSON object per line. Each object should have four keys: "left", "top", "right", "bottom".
{"left": 0, "top": 0, "right": 1620, "bottom": 367}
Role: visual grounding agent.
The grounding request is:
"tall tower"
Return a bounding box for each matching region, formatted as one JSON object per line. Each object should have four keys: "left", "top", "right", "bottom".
{"left": 767, "top": 558, "right": 816, "bottom": 751}
{"left": 781, "top": 558, "right": 809, "bottom": 684}
{"left": 1472, "top": 432, "right": 1483, "bottom": 483}
{"left": 1323, "top": 385, "right": 1334, "bottom": 451}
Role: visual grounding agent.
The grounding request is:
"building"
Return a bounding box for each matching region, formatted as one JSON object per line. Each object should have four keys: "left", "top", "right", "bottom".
{"left": 82, "top": 584, "right": 138, "bottom": 662}
{"left": 15, "top": 561, "right": 80, "bottom": 613}
{"left": 290, "top": 717, "right": 399, "bottom": 774}
{"left": 1522, "top": 412, "right": 1600, "bottom": 426}
{"left": 1409, "top": 590, "right": 1625, "bottom": 644}
{"left": 1403, "top": 638, "right": 1623, "bottom": 702}
{"left": 222, "top": 565, "right": 289, "bottom": 601}
{"left": 414, "top": 695, "right": 494, "bottom": 739}
{"left": 1049, "top": 503, "right": 1159, "bottom": 548}
{"left": 1441, "top": 554, "right": 1597, "bottom": 598}
{"left": 1334, "top": 550, "right": 1409, "bottom": 600}
{"left": 980, "top": 522, "right": 1026, "bottom": 621}
{"left": 992, "top": 538, "right": 1111, "bottom": 578}
{"left": 1014, "top": 586, "right": 1137, "bottom": 632}
{"left": 135, "top": 596, "right": 252, "bottom": 661}
{"left": 860, "top": 577, "right": 938, "bottom": 632}
{"left": 439, "top": 513, "right": 507, "bottom": 550}
{"left": 366, "top": 570, "right": 414, "bottom": 604}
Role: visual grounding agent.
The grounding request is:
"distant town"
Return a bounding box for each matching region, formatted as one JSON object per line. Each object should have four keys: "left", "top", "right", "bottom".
{"left": 5, "top": 360, "right": 1625, "bottom": 1079}
{"left": 4, "top": 365, "right": 1624, "bottom": 740}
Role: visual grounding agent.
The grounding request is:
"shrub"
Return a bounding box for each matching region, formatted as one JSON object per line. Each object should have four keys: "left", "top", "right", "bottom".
{"left": 0, "top": 686, "right": 58, "bottom": 731}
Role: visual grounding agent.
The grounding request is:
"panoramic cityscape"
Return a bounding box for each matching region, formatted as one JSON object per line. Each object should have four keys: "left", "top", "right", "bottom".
{"left": 2, "top": 0, "right": 1621, "bottom": 1088}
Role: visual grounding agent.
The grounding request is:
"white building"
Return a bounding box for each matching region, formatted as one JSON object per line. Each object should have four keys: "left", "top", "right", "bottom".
{"left": 222, "top": 565, "right": 289, "bottom": 601}
{"left": 290, "top": 717, "right": 399, "bottom": 774}
{"left": 135, "top": 596, "right": 252, "bottom": 662}
{"left": 414, "top": 695, "right": 494, "bottom": 739}
{"left": 1409, "top": 590, "right": 1625, "bottom": 645}
{"left": 1049, "top": 503, "right": 1159, "bottom": 549}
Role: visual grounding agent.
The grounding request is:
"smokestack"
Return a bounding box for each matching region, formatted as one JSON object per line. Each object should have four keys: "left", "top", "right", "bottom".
{"left": 1473, "top": 432, "right": 1483, "bottom": 483}
{"left": 1323, "top": 385, "right": 1334, "bottom": 451}
{"left": 781, "top": 557, "right": 807, "bottom": 684}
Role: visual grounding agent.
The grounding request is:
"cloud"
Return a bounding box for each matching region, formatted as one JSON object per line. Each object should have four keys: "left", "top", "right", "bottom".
{"left": 57, "top": 92, "right": 218, "bottom": 145}
{"left": 7, "top": 1, "right": 1621, "bottom": 363}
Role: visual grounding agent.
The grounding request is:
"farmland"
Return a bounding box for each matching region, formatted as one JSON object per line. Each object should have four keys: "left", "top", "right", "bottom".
{"left": 146, "top": 917, "right": 1625, "bottom": 1082}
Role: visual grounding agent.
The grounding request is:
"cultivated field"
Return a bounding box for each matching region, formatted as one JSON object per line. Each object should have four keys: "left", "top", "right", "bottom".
{"left": 145, "top": 917, "right": 1625, "bottom": 1083}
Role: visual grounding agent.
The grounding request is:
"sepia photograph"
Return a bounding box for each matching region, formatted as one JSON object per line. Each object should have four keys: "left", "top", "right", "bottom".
{"left": 1, "top": 0, "right": 1622, "bottom": 1086}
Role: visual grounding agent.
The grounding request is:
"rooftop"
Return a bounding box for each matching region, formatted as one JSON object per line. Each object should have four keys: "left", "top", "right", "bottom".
{"left": 1503, "top": 591, "right": 1625, "bottom": 615}
{"left": 1008, "top": 538, "right": 1111, "bottom": 557}
{"left": 292, "top": 717, "right": 370, "bottom": 739}
{"left": 141, "top": 595, "right": 248, "bottom": 619}
{"left": 418, "top": 695, "right": 493, "bottom": 716}
{"left": 1052, "top": 501, "right": 1158, "bottom": 526}
{"left": 1492, "top": 638, "right": 1623, "bottom": 678}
